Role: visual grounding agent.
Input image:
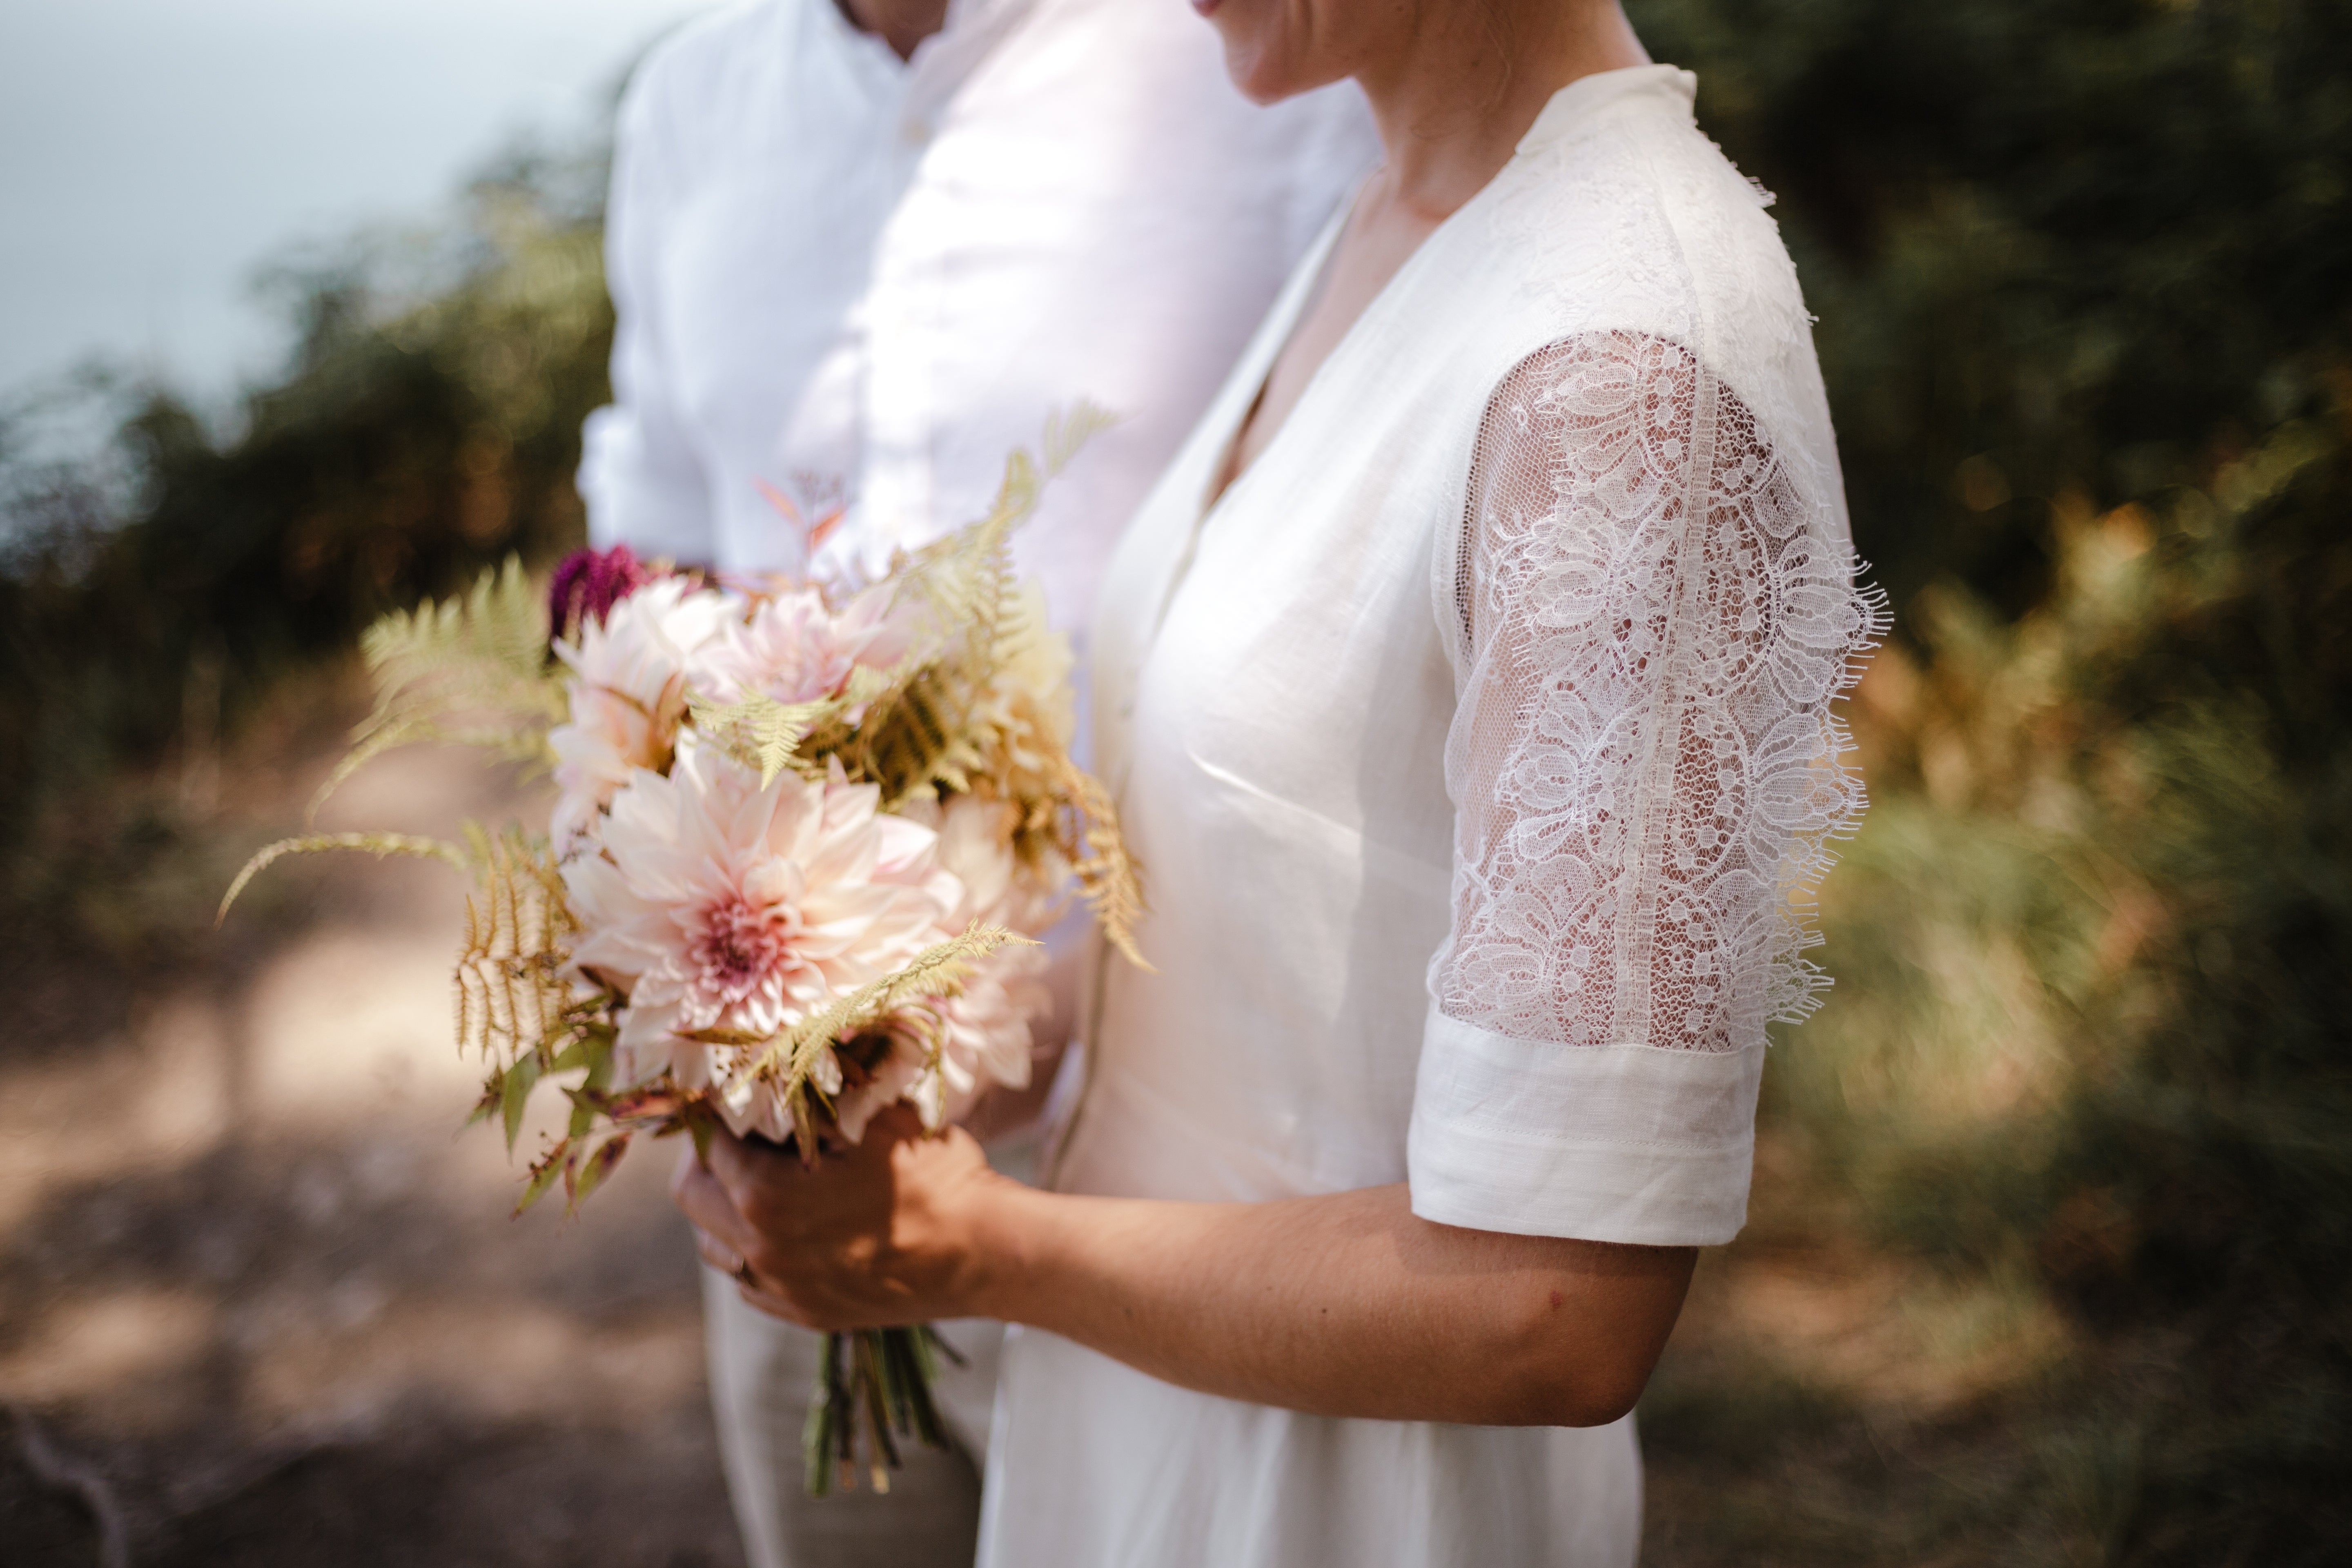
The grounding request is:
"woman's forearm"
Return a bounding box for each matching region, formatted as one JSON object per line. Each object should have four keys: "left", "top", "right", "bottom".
{"left": 682, "top": 1119, "right": 1694, "bottom": 1428}
{"left": 965, "top": 1179, "right": 1693, "bottom": 1427}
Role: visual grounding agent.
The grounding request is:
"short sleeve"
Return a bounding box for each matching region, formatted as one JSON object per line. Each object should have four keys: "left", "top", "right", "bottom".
{"left": 1406, "top": 332, "right": 1880, "bottom": 1245}
{"left": 576, "top": 62, "right": 718, "bottom": 565}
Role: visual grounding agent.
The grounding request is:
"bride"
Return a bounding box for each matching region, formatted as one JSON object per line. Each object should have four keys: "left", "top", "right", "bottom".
{"left": 676, "top": 0, "right": 1879, "bottom": 1561}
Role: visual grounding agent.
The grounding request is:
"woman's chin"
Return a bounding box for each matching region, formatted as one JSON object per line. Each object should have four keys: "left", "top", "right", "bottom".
{"left": 1213, "top": 40, "right": 1312, "bottom": 107}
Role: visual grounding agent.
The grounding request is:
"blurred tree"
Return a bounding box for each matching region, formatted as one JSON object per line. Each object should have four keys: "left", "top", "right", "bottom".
{"left": 0, "top": 147, "right": 611, "bottom": 972}
{"left": 1624, "top": 0, "right": 2352, "bottom": 1558}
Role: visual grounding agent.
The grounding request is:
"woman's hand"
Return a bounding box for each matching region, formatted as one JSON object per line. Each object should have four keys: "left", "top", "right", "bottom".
{"left": 671, "top": 1107, "right": 1011, "bottom": 1332}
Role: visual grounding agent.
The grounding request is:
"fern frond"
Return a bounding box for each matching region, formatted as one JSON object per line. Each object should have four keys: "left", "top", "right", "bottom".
{"left": 310, "top": 556, "right": 565, "bottom": 822}
{"left": 762, "top": 410, "right": 1109, "bottom": 807}
{"left": 1042, "top": 399, "right": 1119, "bottom": 477}
{"left": 811, "top": 666, "right": 985, "bottom": 807}
{"left": 688, "top": 692, "right": 835, "bottom": 786}
{"left": 738, "top": 923, "right": 1033, "bottom": 1097}
{"left": 453, "top": 826, "right": 577, "bottom": 1074}
{"left": 1051, "top": 756, "right": 1152, "bottom": 971}
{"left": 218, "top": 831, "right": 469, "bottom": 925}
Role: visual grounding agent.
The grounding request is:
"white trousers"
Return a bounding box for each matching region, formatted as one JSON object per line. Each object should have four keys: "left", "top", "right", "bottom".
{"left": 701, "top": 1267, "right": 1000, "bottom": 1568}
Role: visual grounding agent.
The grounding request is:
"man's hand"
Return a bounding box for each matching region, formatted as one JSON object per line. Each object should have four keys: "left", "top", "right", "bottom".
{"left": 670, "top": 1107, "right": 1006, "bottom": 1330}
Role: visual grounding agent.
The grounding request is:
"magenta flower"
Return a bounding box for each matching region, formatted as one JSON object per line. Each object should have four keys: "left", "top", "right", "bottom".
{"left": 547, "top": 544, "right": 651, "bottom": 641}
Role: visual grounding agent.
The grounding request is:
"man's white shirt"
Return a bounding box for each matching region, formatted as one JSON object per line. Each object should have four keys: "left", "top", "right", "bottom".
{"left": 579, "top": 0, "right": 1378, "bottom": 686}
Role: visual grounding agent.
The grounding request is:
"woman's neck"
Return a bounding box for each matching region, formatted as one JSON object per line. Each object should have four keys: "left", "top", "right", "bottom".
{"left": 837, "top": 0, "right": 951, "bottom": 61}
{"left": 1355, "top": 1, "right": 1650, "bottom": 224}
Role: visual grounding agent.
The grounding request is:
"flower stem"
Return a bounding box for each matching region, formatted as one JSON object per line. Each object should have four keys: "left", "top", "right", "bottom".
{"left": 802, "top": 1325, "right": 956, "bottom": 1498}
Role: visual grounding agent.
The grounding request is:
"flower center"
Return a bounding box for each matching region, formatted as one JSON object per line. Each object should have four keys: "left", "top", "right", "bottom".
{"left": 690, "top": 895, "right": 793, "bottom": 1010}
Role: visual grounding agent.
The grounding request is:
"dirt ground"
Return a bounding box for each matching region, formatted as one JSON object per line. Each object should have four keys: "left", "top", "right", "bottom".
{"left": 0, "top": 727, "right": 2062, "bottom": 1566}
{"left": 0, "top": 732, "right": 747, "bottom": 1567}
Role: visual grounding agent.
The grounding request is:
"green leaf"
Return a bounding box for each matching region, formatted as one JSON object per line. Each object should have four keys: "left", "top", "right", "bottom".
{"left": 500, "top": 1051, "right": 543, "bottom": 1150}
{"left": 514, "top": 1143, "right": 569, "bottom": 1215}
{"left": 549, "top": 1022, "right": 614, "bottom": 1076}
{"left": 463, "top": 1078, "right": 502, "bottom": 1129}
{"left": 568, "top": 1131, "right": 631, "bottom": 1208}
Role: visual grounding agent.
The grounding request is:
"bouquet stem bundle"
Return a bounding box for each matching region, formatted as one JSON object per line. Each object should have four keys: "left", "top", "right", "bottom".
{"left": 806, "top": 1325, "right": 965, "bottom": 1497}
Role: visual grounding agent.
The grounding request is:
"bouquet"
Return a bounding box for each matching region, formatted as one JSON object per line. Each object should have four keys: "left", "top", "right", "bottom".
{"left": 220, "top": 414, "right": 1142, "bottom": 1495}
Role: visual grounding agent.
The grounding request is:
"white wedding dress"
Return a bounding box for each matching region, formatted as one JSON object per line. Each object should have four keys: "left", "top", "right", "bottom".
{"left": 976, "top": 66, "right": 1880, "bottom": 1566}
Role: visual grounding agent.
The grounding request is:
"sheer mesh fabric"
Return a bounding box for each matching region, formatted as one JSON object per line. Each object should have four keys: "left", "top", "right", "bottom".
{"left": 1435, "top": 331, "right": 1881, "bottom": 1055}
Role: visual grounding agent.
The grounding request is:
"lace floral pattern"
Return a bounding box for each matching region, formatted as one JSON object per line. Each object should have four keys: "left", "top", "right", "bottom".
{"left": 1436, "top": 331, "right": 1884, "bottom": 1054}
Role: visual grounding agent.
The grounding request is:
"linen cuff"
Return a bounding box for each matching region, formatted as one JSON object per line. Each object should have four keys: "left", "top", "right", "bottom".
{"left": 1406, "top": 1006, "right": 1764, "bottom": 1246}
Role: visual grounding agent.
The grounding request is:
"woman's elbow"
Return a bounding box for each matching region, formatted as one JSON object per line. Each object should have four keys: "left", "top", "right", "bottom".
{"left": 1478, "top": 1260, "right": 1693, "bottom": 1426}
{"left": 1483, "top": 1351, "right": 1655, "bottom": 1428}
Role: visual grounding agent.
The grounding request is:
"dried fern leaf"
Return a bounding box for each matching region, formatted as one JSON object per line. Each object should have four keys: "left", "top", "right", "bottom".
{"left": 773, "top": 410, "right": 1107, "bottom": 806}
{"left": 739, "top": 923, "right": 1033, "bottom": 1094}
{"left": 218, "top": 831, "right": 469, "bottom": 924}
{"left": 1042, "top": 399, "right": 1119, "bottom": 477}
{"left": 453, "top": 827, "right": 576, "bottom": 1071}
{"left": 310, "top": 556, "right": 565, "bottom": 822}
{"left": 1052, "top": 755, "right": 1152, "bottom": 971}
{"left": 687, "top": 693, "right": 835, "bottom": 787}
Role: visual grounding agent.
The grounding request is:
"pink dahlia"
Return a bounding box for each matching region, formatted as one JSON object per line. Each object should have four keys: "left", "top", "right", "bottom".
{"left": 560, "top": 746, "right": 963, "bottom": 1140}
{"left": 830, "top": 793, "right": 1060, "bottom": 1138}
{"left": 700, "top": 582, "right": 918, "bottom": 712}
{"left": 548, "top": 579, "right": 734, "bottom": 855}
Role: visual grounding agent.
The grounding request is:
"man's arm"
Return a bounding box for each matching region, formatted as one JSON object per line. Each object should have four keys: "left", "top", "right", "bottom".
{"left": 576, "top": 61, "right": 716, "bottom": 565}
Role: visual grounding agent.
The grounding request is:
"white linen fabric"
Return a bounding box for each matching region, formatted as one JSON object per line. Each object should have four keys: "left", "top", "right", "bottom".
{"left": 580, "top": 0, "right": 1376, "bottom": 659}
{"left": 979, "top": 66, "right": 1880, "bottom": 1566}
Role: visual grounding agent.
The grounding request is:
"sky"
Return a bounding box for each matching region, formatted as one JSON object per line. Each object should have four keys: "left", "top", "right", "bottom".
{"left": 0, "top": 0, "right": 711, "bottom": 407}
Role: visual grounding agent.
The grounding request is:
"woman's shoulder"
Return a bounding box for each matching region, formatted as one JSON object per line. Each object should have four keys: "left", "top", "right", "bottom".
{"left": 1473, "top": 67, "right": 1814, "bottom": 382}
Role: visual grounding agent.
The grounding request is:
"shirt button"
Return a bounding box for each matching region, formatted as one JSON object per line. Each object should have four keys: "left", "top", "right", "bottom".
{"left": 1118, "top": 699, "right": 1135, "bottom": 717}
{"left": 901, "top": 117, "right": 932, "bottom": 146}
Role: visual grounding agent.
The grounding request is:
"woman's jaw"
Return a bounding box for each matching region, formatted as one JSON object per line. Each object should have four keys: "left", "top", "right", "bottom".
{"left": 1192, "top": 0, "right": 1364, "bottom": 107}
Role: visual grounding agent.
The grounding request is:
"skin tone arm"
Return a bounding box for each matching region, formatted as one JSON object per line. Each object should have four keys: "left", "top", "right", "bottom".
{"left": 676, "top": 0, "right": 1690, "bottom": 1431}
{"left": 676, "top": 1110, "right": 1694, "bottom": 1428}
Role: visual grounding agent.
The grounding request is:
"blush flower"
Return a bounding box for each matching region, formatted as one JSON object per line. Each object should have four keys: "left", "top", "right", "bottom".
{"left": 548, "top": 578, "right": 735, "bottom": 855}
{"left": 830, "top": 793, "right": 1061, "bottom": 1138}
{"left": 701, "top": 581, "right": 919, "bottom": 711}
{"left": 560, "top": 745, "right": 963, "bottom": 1140}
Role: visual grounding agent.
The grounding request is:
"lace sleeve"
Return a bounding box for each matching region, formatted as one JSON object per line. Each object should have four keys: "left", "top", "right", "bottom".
{"left": 1406, "top": 332, "right": 1880, "bottom": 1245}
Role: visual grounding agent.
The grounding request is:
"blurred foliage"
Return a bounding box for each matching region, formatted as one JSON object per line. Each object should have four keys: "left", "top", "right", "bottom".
{"left": 0, "top": 0, "right": 2345, "bottom": 1557}
{"left": 1626, "top": 0, "right": 2352, "bottom": 1559}
{"left": 0, "top": 146, "right": 611, "bottom": 983}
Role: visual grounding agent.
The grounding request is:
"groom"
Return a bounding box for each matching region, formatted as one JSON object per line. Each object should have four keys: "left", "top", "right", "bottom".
{"left": 577, "top": 0, "right": 1372, "bottom": 1562}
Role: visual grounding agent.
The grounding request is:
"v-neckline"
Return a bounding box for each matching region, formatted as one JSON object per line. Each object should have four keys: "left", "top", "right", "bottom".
{"left": 1194, "top": 162, "right": 1506, "bottom": 523}
{"left": 1195, "top": 203, "right": 1350, "bottom": 519}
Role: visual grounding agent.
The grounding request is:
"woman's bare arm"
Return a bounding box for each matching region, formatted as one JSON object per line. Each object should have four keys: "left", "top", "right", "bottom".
{"left": 673, "top": 1110, "right": 1693, "bottom": 1428}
